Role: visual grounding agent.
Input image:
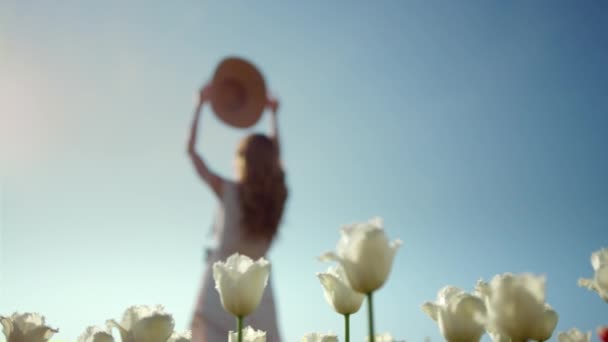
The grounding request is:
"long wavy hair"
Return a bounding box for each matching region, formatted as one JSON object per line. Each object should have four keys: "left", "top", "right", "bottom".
{"left": 235, "top": 134, "right": 288, "bottom": 241}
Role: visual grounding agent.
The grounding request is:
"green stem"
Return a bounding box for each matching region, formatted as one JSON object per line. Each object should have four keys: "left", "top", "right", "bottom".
{"left": 237, "top": 315, "right": 243, "bottom": 342}
{"left": 344, "top": 313, "right": 350, "bottom": 342}
{"left": 367, "top": 292, "right": 375, "bottom": 342}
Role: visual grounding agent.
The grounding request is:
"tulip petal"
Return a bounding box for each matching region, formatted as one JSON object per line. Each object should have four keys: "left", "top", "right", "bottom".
{"left": 317, "top": 266, "right": 364, "bottom": 314}
{"left": 1, "top": 313, "right": 58, "bottom": 342}
{"left": 578, "top": 277, "right": 596, "bottom": 291}
{"left": 132, "top": 315, "right": 174, "bottom": 342}
{"left": 24, "top": 326, "right": 59, "bottom": 342}
{"left": 531, "top": 305, "right": 558, "bottom": 341}
{"left": 167, "top": 331, "right": 191, "bottom": 342}
{"left": 94, "top": 333, "right": 116, "bottom": 342}
{"left": 237, "top": 260, "right": 270, "bottom": 315}
{"left": 13, "top": 313, "right": 50, "bottom": 335}
{"left": 390, "top": 239, "right": 403, "bottom": 254}
{"left": 557, "top": 328, "right": 591, "bottom": 342}
{"left": 596, "top": 266, "right": 608, "bottom": 300}
{"left": 107, "top": 320, "right": 133, "bottom": 342}
{"left": 1, "top": 316, "right": 13, "bottom": 340}
{"left": 365, "top": 332, "right": 395, "bottom": 342}
{"left": 78, "top": 326, "right": 115, "bottom": 342}
{"left": 437, "top": 286, "right": 464, "bottom": 307}
{"left": 421, "top": 302, "right": 439, "bottom": 321}
{"left": 474, "top": 280, "right": 491, "bottom": 300}
{"left": 228, "top": 326, "right": 266, "bottom": 342}
{"left": 301, "top": 332, "right": 338, "bottom": 342}
{"left": 423, "top": 287, "right": 486, "bottom": 342}
{"left": 591, "top": 248, "right": 608, "bottom": 271}
{"left": 318, "top": 252, "right": 340, "bottom": 263}
{"left": 369, "top": 216, "right": 383, "bottom": 228}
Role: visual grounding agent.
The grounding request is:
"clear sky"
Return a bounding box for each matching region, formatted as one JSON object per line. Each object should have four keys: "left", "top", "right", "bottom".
{"left": 1, "top": 1, "right": 607, "bottom": 341}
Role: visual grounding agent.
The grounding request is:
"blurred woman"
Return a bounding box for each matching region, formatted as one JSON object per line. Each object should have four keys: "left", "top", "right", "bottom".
{"left": 187, "top": 85, "right": 287, "bottom": 342}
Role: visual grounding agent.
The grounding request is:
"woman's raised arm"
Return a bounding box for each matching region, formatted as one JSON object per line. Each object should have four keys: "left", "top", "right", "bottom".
{"left": 187, "top": 86, "right": 224, "bottom": 198}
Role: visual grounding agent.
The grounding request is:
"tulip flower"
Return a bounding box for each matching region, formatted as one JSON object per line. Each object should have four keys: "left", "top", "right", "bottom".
{"left": 365, "top": 332, "right": 395, "bottom": 341}
{"left": 319, "top": 217, "right": 402, "bottom": 294}
{"left": 578, "top": 248, "right": 608, "bottom": 302}
{"left": 78, "top": 326, "right": 114, "bottom": 342}
{"left": 228, "top": 326, "right": 265, "bottom": 342}
{"left": 317, "top": 265, "right": 365, "bottom": 342}
{"left": 167, "top": 330, "right": 191, "bottom": 342}
{"left": 213, "top": 253, "right": 270, "bottom": 342}
{"left": 301, "top": 332, "right": 338, "bottom": 342}
{"left": 476, "top": 273, "right": 558, "bottom": 342}
{"left": 557, "top": 328, "right": 591, "bottom": 342}
{"left": 422, "top": 286, "right": 486, "bottom": 342}
{"left": 106, "top": 305, "right": 174, "bottom": 342}
{"left": 320, "top": 217, "right": 401, "bottom": 342}
{"left": 0, "top": 312, "right": 58, "bottom": 342}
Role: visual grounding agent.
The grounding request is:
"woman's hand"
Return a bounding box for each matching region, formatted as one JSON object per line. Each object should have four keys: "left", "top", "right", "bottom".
{"left": 267, "top": 95, "right": 281, "bottom": 156}
{"left": 189, "top": 84, "right": 211, "bottom": 154}
{"left": 187, "top": 83, "right": 225, "bottom": 198}
{"left": 198, "top": 84, "right": 213, "bottom": 107}
{"left": 267, "top": 95, "right": 279, "bottom": 114}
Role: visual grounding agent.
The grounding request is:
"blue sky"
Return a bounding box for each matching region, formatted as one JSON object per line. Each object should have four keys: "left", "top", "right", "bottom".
{"left": 1, "top": 1, "right": 607, "bottom": 341}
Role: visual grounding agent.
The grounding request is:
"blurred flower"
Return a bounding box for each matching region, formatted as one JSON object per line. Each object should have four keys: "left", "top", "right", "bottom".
{"left": 301, "top": 332, "right": 338, "bottom": 342}
{"left": 488, "top": 332, "right": 511, "bottom": 342}
{"left": 213, "top": 253, "right": 270, "bottom": 317}
{"left": 317, "top": 265, "right": 365, "bottom": 315}
{"left": 228, "top": 326, "right": 265, "bottom": 342}
{"left": 167, "top": 330, "right": 191, "bottom": 342}
{"left": 598, "top": 326, "right": 608, "bottom": 342}
{"left": 578, "top": 248, "right": 608, "bottom": 302}
{"left": 319, "top": 217, "right": 402, "bottom": 293}
{"left": 422, "top": 286, "right": 486, "bottom": 342}
{"left": 106, "top": 305, "right": 174, "bottom": 342}
{"left": 557, "top": 328, "right": 591, "bottom": 342}
{"left": 77, "top": 326, "right": 114, "bottom": 342}
{"left": 365, "top": 332, "right": 395, "bottom": 341}
{"left": 476, "top": 273, "right": 558, "bottom": 342}
{"left": 0, "top": 312, "right": 58, "bottom": 342}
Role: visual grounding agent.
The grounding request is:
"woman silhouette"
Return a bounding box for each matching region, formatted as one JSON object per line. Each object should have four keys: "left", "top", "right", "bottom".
{"left": 188, "top": 84, "right": 287, "bottom": 342}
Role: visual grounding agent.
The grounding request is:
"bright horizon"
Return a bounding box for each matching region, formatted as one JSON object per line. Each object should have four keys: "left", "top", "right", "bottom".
{"left": 2, "top": 2, "right": 608, "bottom": 342}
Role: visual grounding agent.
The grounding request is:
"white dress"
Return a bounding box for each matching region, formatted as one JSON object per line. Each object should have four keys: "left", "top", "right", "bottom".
{"left": 191, "top": 180, "right": 282, "bottom": 342}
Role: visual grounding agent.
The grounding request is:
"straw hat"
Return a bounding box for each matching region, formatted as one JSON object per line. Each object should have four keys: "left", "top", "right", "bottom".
{"left": 210, "top": 57, "right": 267, "bottom": 128}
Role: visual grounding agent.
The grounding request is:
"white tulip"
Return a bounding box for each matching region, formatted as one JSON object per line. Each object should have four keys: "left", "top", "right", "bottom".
{"left": 78, "top": 326, "right": 114, "bottom": 342}
{"left": 106, "top": 305, "right": 175, "bottom": 342}
{"left": 213, "top": 253, "right": 270, "bottom": 317}
{"left": 317, "top": 265, "right": 365, "bottom": 315}
{"left": 421, "top": 286, "right": 486, "bottom": 342}
{"left": 301, "top": 332, "right": 338, "bottom": 342}
{"left": 365, "top": 332, "right": 395, "bottom": 341}
{"left": 476, "top": 273, "right": 558, "bottom": 342}
{"left": 578, "top": 248, "right": 608, "bottom": 302}
{"left": 228, "top": 326, "right": 265, "bottom": 342}
{"left": 557, "top": 328, "right": 591, "bottom": 342}
{"left": 319, "top": 217, "right": 402, "bottom": 293}
{"left": 0, "top": 312, "right": 58, "bottom": 342}
{"left": 167, "top": 330, "right": 191, "bottom": 342}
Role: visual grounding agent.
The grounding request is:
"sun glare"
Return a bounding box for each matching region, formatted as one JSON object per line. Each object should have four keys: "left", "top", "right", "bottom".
{"left": 0, "top": 72, "right": 51, "bottom": 174}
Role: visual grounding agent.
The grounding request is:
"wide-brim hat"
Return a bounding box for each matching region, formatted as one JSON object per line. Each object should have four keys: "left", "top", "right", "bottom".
{"left": 210, "top": 57, "right": 267, "bottom": 128}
